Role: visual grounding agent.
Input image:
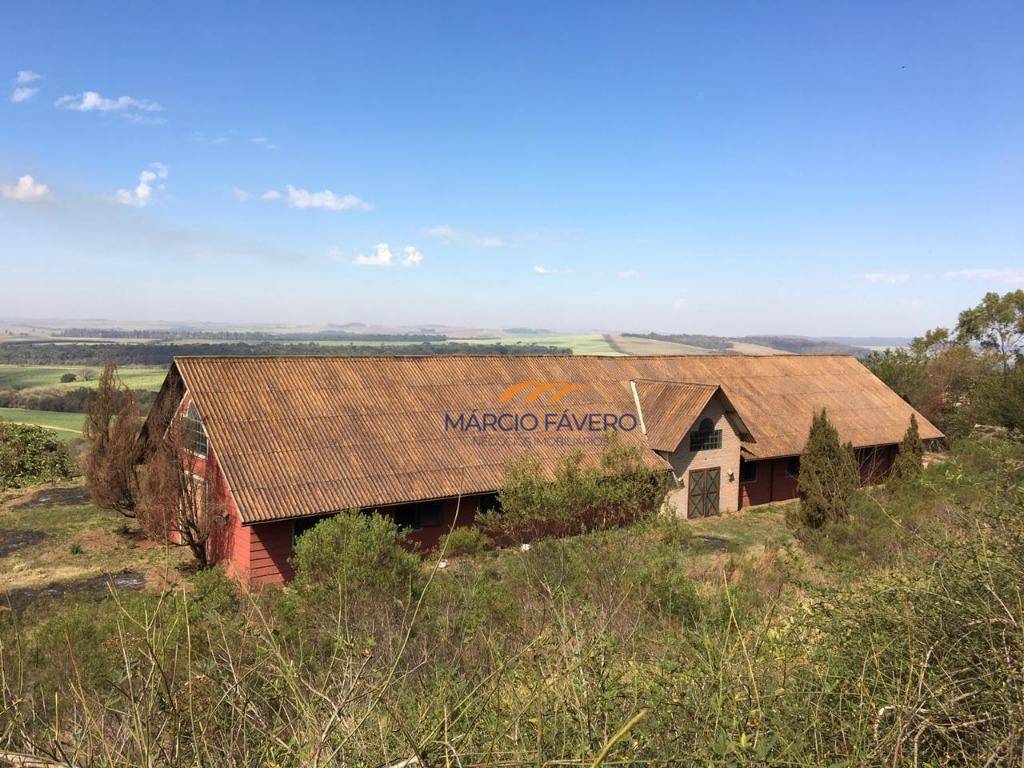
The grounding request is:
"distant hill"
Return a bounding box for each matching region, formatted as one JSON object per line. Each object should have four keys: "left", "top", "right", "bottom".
{"left": 622, "top": 332, "right": 878, "bottom": 357}
{"left": 821, "top": 336, "right": 911, "bottom": 349}
{"left": 737, "top": 336, "right": 866, "bottom": 356}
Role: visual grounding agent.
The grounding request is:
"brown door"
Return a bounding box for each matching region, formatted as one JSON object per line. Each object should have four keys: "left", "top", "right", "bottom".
{"left": 687, "top": 467, "right": 721, "bottom": 518}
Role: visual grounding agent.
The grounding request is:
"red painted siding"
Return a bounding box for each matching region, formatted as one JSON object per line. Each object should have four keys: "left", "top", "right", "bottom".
{"left": 739, "top": 459, "right": 772, "bottom": 508}
{"left": 739, "top": 445, "right": 900, "bottom": 510}
{"left": 247, "top": 521, "right": 296, "bottom": 585}
{"left": 770, "top": 458, "right": 799, "bottom": 502}
{"left": 396, "top": 496, "right": 480, "bottom": 551}
{"left": 239, "top": 496, "right": 485, "bottom": 586}
{"left": 856, "top": 445, "right": 897, "bottom": 485}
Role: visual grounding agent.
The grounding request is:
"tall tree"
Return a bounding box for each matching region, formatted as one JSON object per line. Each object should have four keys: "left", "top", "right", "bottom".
{"left": 956, "top": 290, "right": 1024, "bottom": 369}
{"left": 83, "top": 363, "right": 142, "bottom": 516}
{"left": 795, "top": 409, "right": 859, "bottom": 528}
{"left": 890, "top": 414, "right": 925, "bottom": 482}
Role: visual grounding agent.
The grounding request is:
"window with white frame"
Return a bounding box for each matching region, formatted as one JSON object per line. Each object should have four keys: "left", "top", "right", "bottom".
{"left": 181, "top": 401, "right": 208, "bottom": 457}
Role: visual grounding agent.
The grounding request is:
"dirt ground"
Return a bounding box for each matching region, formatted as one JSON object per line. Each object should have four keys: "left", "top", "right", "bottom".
{"left": 0, "top": 482, "right": 191, "bottom": 610}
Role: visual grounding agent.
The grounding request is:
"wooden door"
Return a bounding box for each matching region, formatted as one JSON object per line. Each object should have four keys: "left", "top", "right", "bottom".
{"left": 687, "top": 467, "right": 721, "bottom": 518}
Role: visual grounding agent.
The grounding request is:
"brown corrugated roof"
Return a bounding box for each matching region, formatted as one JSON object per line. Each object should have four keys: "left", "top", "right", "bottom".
{"left": 161, "top": 355, "right": 942, "bottom": 524}
{"left": 634, "top": 381, "right": 718, "bottom": 452}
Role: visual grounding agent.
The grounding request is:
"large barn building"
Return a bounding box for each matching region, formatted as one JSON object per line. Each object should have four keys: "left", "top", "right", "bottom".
{"left": 142, "top": 355, "right": 942, "bottom": 585}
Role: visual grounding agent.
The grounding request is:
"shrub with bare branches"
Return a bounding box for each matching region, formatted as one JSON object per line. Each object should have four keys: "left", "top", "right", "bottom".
{"left": 82, "top": 363, "right": 143, "bottom": 517}
{"left": 135, "top": 407, "right": 228, "bottom": 568}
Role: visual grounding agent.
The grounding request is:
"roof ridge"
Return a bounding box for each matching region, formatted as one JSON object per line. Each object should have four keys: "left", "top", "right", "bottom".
{"left": 173, "top": 353, "right": 857, "bottom": 361}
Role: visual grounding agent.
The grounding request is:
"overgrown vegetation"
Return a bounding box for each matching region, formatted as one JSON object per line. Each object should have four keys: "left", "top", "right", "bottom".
{"left": 792, "top": 409, "right": 859, "bottom": 528}
{"left": 478, "top": 438, "right": 668, "bottom": 544}
{"left": 865, "top": 290, "right": 1024, "bottom": 436}
{"left": 0, "top": 423, "right": 74, "bottom": 490}
{"left": 890, "top": 413, "right": 925, "bottom": 483}
{"left": 1, "top": 436, "right": 1021, "bottom": 766}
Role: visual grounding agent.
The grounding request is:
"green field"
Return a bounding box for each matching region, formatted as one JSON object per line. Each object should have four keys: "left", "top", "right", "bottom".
{"left": 0, "top": 407, "right": 86, "bottom": 441}
{"left": 0, "top": 364, "right": 167, "bottom": 392}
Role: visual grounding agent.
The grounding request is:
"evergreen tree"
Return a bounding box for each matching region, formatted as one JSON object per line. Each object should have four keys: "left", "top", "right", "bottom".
{"left": 890, "top": 414, "right": 925, "bottom": 482}
{"left": 795, "top": 409, "right": 859, "bottom": 528}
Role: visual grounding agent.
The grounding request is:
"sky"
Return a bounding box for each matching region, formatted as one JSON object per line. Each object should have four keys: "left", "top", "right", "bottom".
{"left": 1, "top": 1, "right": 1022, "bottom": 337}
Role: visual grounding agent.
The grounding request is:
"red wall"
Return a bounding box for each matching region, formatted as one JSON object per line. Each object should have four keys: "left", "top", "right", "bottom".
{"left": 739, "top": 458, "right": 798, "bottom": 508}
{"left": 237, "top": 495, "right": 485, "bottom": 586}
{"left": 739, "top": 460, "right": 771, "bottom": 508}
{"left": 739, "top": 444, "right": 899, "bottom": 510}
{"left": 399, "top": 496, "right": 480, "bottom": 551}
{"left": 247, "top": 521, "right": 296, "bottom": 584}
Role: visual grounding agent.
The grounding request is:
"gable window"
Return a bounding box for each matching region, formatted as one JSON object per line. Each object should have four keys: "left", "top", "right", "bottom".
{"left": 689, "top": 417, "right": 723, "bottom": 452}
{"left": 786, "top": 456, "right": 800, "bottom": 477}
{"left": 394, "top": 501, "right": 444, "bottom": 530}
{"left": 739, "top": 459, "right": 757, "bottom": 483}
{"left": 181, "top": 401, "right": 208, "bottom": 457}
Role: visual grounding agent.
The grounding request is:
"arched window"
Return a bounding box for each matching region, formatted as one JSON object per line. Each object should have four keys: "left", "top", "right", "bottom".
{"left": 181, "top": 401, "right": 208, "bottom": 457}
{"left": 689, "top": 415, "right": 722, "bottom": 452}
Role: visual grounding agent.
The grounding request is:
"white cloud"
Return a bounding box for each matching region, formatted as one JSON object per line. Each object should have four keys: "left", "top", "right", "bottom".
{"left": 112, "top": 162, "right": 168, "bottom": 208}
{"left": 0, "top": 174, "right": 53, "bottom": 202}
{"left": 55, "top": 90, "right": 163, "bottom": 114}
{"left": 344, "top": 243, "right": 424, "bottom": 267}
{"left": 533, "top": 265, "right": 574, "bottom": 275}
{"left": 250, "top": 136, "right": 276, "bottom": 149}
{"left": 11, "top": 87, "right": 38, "bottom": 103}
{"left": 285, "top": 185, "right": 372, "bottom": 211}
{"left": 260, "top": 189, "right": 281, "bottom": 201}
{"left": 617, "top": 269, "right": 640, "bottom": 279}
{"left": 859, "top": 271, "right": 910, "bottom": 285}
{"left": 423, "top": 224, "right": 504, "bottom": 248}
{"left": 672, "top": 298, "right": 688, "bottom": 310}
{"left": 402, "top": 245, "right": 423, "bottom": 267}
{"left": 10, "top": 71, "right": 42, "bottom": 103}
{"left": 231, "top": 187, "right": 250, "bottom": 202}
{"left": 943, "top": 268, "right": 1024, "bottom": 285}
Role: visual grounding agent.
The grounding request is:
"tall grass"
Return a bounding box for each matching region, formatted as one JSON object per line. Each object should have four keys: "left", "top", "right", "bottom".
{"left": 1, "top": 437, "right": 1021, "bottom": 766}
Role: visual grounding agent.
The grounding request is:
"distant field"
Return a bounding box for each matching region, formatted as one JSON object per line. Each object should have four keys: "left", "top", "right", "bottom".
{"left": 450, "top": 334, "right": 622, "bottom": 355}
{"left": 728, "top": 340, "right": 790, "bottom": 355}
{"left": 607, "top": 334, "right": 716, "bottom": 356}
{"left": 0, "top": 407, "right": 86, "bottom": 441}
{"left": 0, "top": 364, "right": 167, "bottom": 392}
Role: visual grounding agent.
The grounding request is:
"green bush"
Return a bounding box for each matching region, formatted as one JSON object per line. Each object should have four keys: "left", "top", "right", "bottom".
{"left": 479, "top": 437, "right": 667, "bottom": 544}
{"left": 189, "top": 566, "right": 240, "bottom": 619}
{"left": 290, "top": 510, "right": 422, "bottom": 600}
{"left": 793, "top": 409, "right": 859, "bottom": 528}
{"left": 59, "top": 372, "right": 77, "bottom": 383}
{"left": 1, "top": 437, "right": 1021, "bottom": 767}
{"left": 0, "top": 422, "right": 75, "bottom": 489}
{"left": 889, "top": 413, "right": 925, "bottom": 483}
{"left": 438, "top": 525, "right": 493, "bottom": 556}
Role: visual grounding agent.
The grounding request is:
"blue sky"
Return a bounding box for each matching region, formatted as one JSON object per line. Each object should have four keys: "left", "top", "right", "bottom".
{"left": 1, "top": 1, "right": 1022, "bottom": 336}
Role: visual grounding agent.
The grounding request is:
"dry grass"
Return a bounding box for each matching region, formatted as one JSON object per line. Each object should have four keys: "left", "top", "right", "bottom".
{"left": 0, "top": 482, "right": 190, "bottom": 594}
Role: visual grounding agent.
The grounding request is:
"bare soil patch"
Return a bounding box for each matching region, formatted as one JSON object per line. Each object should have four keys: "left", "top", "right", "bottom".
{"left": 0, "top": 529, "right": 46, "bottom": 558}
{"left": 11, "top": 486, "right": 90, "bottom": 510}
{"left": 0, "top": 569, "right": 145, "bottom": 612}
